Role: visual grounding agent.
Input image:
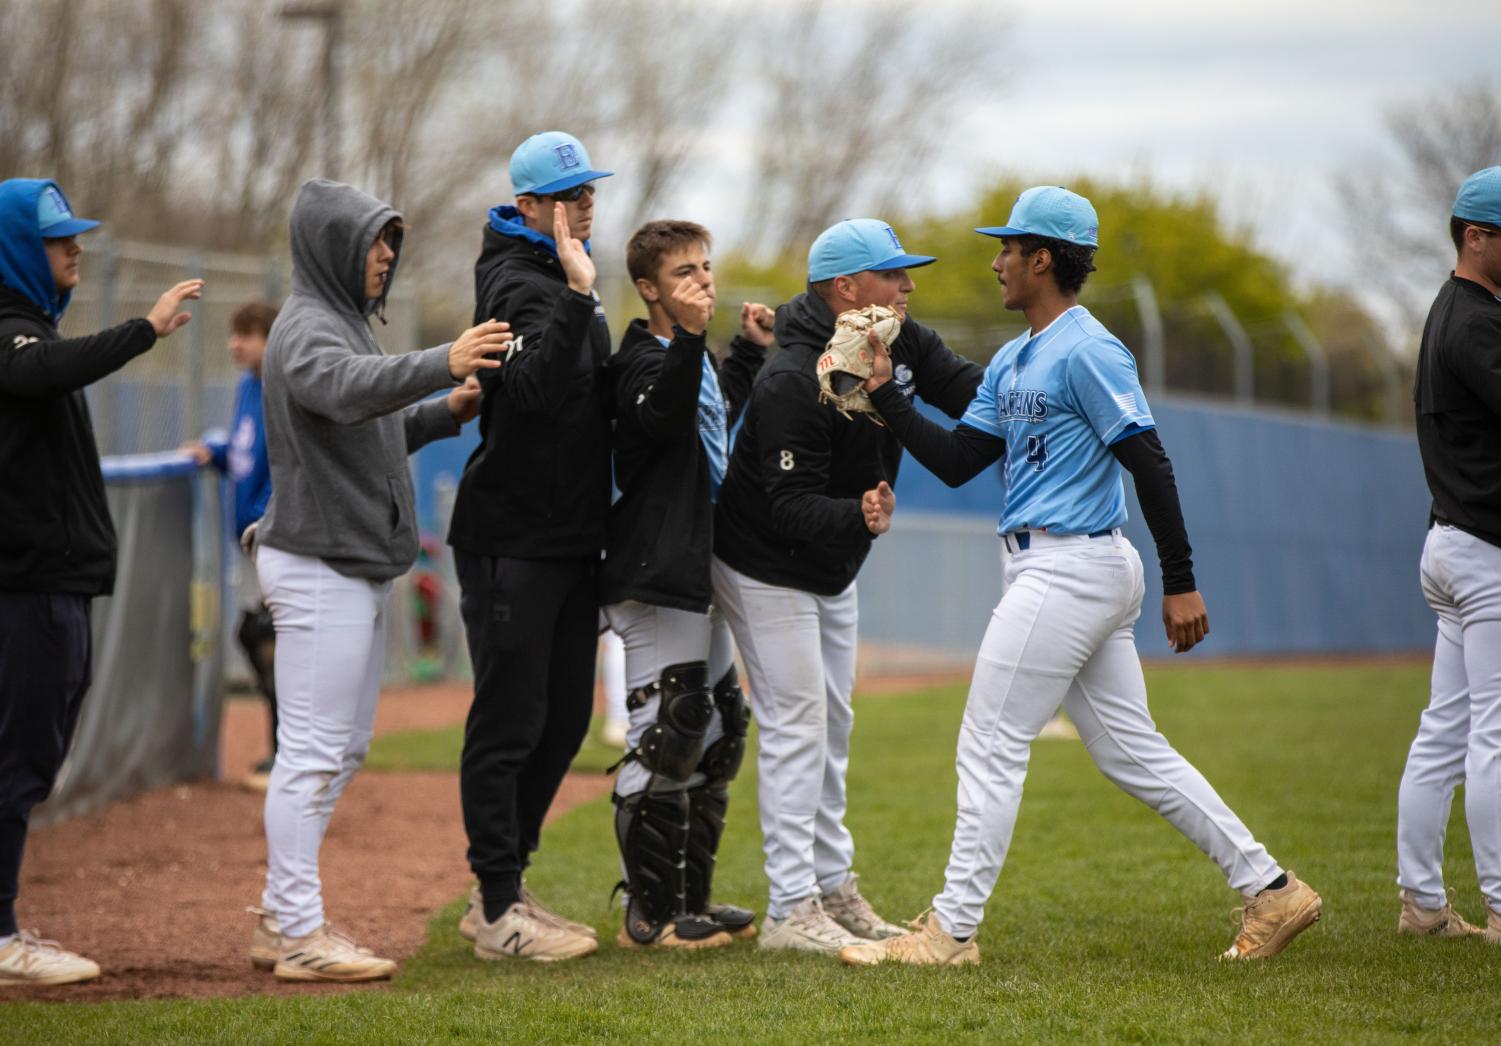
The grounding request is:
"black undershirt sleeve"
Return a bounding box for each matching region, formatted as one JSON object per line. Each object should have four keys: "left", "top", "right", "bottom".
{"left": 870, "top": 381, "right": 1005, "bottom": 486}
{"left": 1110, "top": 428, "right": 1197, "bottom": 595}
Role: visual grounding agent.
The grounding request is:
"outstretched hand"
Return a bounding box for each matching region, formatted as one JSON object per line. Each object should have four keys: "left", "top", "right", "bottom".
{"left": 1163, "top": 591, "right": 1209, "bottom": 653}
{"left": 554, "top": 203, "right": 596, "bottom": 295}
{"left": 148, "top": 279, "right": 206, "bottom": 338}
{"left": 862, "top": 480, "right": 895, "bottom": 535}
{"left": 448, "top": 320, "right": 511, "bottom": 380}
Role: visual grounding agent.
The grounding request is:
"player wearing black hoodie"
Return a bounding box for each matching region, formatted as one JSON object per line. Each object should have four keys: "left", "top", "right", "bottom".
{"left": 0, "top": 178, "right": 201, "bottom": 986}
{"left": 448, "top": 132, "right": 613, "bottom": 962}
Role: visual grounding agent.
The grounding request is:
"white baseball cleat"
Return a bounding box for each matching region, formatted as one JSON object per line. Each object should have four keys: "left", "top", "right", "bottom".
{"left": 274, "top": 923, "right": 397, "bottom": 983}
{"left": 758, "top": 896, "right": 864, "bottom": 954}
{"left": 823, "top": 873, "right": 905, "bottom": 940}
{"left": 0, "top": 930, "right": 100, "bottom": 987}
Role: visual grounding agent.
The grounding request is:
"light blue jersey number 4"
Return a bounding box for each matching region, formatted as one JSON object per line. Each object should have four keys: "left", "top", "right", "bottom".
{"left": 961, "top": 304, "right": 1155, "bottom": 536}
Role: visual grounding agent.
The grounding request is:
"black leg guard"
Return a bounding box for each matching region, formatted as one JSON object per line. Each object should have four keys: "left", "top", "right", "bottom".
{"left": 684, "top": 667, "right": 756, "bottom": 936}
{"left": 614, "top": 790, "right": 727, "bottom": 947}
{"left": 629, "top": 662, "right": 713, "bottom": 782}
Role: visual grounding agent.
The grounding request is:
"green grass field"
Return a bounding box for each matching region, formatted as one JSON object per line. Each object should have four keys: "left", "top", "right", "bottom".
{"left": 8, "top": 662, "right": 1496, "bottom": 1044}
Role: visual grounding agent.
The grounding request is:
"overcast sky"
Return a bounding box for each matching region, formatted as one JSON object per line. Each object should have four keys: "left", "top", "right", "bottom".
{"left": 676, "top": 0, "right": 1499, "bottom": 304}
{"left": 954, "top": 0, "right": 1501, "bottom": 283}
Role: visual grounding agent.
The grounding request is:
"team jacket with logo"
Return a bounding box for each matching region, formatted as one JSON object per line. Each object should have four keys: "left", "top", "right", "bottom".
{"left": 714, "top": 290, "right": 982, "bottom": 596}
{"left": 1415, "top": 274, "right": 1501, "bottom": 547}
{"left": 447, "top": 212, "right": 614, "bottom": 561}
{"left": 0, "top": 287, "right": 157, "bottom": 594}
{"left": 601, "top": 319, "right": 765, "bottom": 612}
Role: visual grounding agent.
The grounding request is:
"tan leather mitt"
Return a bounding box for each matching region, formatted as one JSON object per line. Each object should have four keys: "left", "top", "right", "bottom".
{"left": 816, "top": 305, "right": 902, "bottom": 422}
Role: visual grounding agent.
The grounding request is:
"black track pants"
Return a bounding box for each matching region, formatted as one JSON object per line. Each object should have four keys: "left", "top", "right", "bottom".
{"left": 0, "top": 593, "right": 91, "bottom": 937}
{"left": 455, "top": 554, "right": 597, "bottom": 897}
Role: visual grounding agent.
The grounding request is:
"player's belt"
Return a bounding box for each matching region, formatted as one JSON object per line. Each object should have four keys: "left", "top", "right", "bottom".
{"left": 1005, "top": 528, "right": 1115, "bottom": 553}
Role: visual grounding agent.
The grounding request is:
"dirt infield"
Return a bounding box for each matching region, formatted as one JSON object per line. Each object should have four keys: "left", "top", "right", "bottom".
{"left": 13, "top": 685, "right": 612, "bottom": 1003}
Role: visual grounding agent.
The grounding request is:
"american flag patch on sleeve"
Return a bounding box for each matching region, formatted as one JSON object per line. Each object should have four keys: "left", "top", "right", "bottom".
{"left": 1112, "top": 391, "right": 1138, "bottom": 414}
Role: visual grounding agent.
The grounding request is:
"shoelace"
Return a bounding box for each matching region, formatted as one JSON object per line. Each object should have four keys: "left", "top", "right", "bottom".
{"left": 16, "top": 929, "right": 64, "bottom": 954}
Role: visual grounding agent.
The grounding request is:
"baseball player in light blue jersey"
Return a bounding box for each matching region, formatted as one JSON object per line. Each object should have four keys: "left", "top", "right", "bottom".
{"left": 840, "top": 186, "right": 1322, "bottom": 966}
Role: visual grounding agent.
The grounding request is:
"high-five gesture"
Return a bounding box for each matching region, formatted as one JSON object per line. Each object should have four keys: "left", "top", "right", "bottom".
{"left": 740, "top": 302, "right": 775, "bottom": 347}
{"left": 862, "top": 480, "right": 895, "bottom": 535}
{"left": 147, "top": 279, "right": 206, "bottom": 338}
{"left": 863, "top": 329, "right": 893, "bottom": 391}
{"left": 670, "top": 278, "right": 714, "bottom": 336}
{"left": 554, "top": 202, "right": 595, "bottom": 295}
{"left": 447, "top": 319, "right": 512, "bottom": 380}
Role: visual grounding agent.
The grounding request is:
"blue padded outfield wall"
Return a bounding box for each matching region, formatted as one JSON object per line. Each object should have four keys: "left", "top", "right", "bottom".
{"left": 412, "top": 394, "right": 1435, "bottom": 660}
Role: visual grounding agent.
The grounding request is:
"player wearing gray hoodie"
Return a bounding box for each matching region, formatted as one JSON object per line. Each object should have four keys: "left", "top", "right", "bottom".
{"left": 249, "top": 179, "right": 510, "bottom": 983}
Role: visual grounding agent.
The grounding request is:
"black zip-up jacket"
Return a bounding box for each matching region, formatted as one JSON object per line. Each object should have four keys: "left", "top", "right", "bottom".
{"left": 0, "top": 286, "right": 157, "bottom": 594}
{"left": 713, "top": 290, "right": 982, "bottom": 595}
{"left": 447, "top": 221, "right": 613, "bottom": 560}
{"left": 601, "top": 319, "right": 765, "bottom": 612}
{"left": 1415, "top": 274, "right": 1501, "bottom": 548}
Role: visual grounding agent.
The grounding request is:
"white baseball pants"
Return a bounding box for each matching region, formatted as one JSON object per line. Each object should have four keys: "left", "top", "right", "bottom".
{"left": 711, "top": 557, "right": 859, "bottom": 920}
{"left": 603, "top": 601, "right": 735, "bottom": 797}
{"left": 932, "top": 533, "right": 1283, "bottom": 939}
{"left": 1398, "top": 524, "right": 1501, "bottom": 910}
{"left": 256, "top": 545, "right": 391, "bottom": 939}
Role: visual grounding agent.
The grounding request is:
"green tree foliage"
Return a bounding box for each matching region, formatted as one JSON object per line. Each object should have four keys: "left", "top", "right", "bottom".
{"left": 718, "top": 177, "right": 1400, "bottom": 421}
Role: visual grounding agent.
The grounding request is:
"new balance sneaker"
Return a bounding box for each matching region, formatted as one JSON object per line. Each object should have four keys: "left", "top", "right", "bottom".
{"left": 823, "top": 874, "right": 905, "bottom": 940}
{"left": 1221, "top": 871, "right": 1322, "bottom": 960}
{"left": 1398, "top": 889, "right": 1481, "bottom": 938}
{"left": 274, "top": 923, "right": 397, "bottom": 982}
{"left": 706, "top": 901, "right": 758, "bottom": 940}
{"left": 1485, "top": 904, "right": 1501, "bottom": 945}
{"left": 247, "top": 906, "right": 282, "bottom": 971}
{"left": 0, "top": 931, "right": 100, "bottom": 987}
{"left": 840, "top": 911, "right": 980, "bottom": 967}
{"left": 459, "top": 885, "right": 598, "bottom": 943}
{"left": 616, "top": 907, "right": 732, "bottom": 951}
{"left": 758, "top": 897, "right": 864, "bottom": 954}
{"left": 473, "top": 903, "right": 597, "bottom": 962}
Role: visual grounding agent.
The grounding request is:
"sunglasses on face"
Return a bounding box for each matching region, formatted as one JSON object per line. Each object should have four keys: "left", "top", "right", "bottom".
{"left": 546, "top": 183, "right": 596, "bottom": 203}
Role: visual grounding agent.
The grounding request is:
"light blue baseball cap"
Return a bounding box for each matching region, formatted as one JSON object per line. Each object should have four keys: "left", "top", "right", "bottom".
{"left": 807, "top": 219, "right": 936, "bottom": 282}
{"left": 36, "top": 182, "right": 100, "bottom": 238}
{"left": 976, "top": 186, "right": 1098, "bottom": 248}
{"left": 1454, "top": 166, "right": 1501, "bottom": 225}
{"left": 509, "top": 131, "right": 613, "bottom": 196}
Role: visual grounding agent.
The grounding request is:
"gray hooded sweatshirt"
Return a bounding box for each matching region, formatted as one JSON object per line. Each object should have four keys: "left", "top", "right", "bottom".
{"left": 257, "top": 179, "right": 458, "bottom": 581}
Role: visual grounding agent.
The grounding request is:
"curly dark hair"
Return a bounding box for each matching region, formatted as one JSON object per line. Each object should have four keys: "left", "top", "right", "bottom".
{"left": 1012, "top": 234, "right": 1097, "bottom": 294}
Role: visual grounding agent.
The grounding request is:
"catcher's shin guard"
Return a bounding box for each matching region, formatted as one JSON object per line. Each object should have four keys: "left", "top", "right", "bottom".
{"left": 699, "top": 667, "right": 750, "bottom": 788}
{"left": 683, "top": 668, "right": 756, "bottom": 934}
{"left": 614, "top": 789, "right": 690, "bottom": 944}
{"left": 629, "top": 662, "right": 713, "bottom": 783}
{"left": 685, "top": 783, "right": 756, "bottom": 936}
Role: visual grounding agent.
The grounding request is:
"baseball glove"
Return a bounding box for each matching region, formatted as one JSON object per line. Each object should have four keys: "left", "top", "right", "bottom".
{"left": 816, "top": 305, "right": 902, "bottom": 422}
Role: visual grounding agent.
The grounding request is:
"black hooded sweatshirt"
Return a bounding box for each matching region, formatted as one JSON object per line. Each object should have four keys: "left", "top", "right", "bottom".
{"left": 600, "top": 319, "right": 765, "bottom": 612}
{"left": 713, "top": 290, "right": 982, "bottom": 595}
{"left": 447, "top": 216, "right": 613, "bottom": 560}
{"left": 0, "top": 286, "right": 156, "bottom": 594}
